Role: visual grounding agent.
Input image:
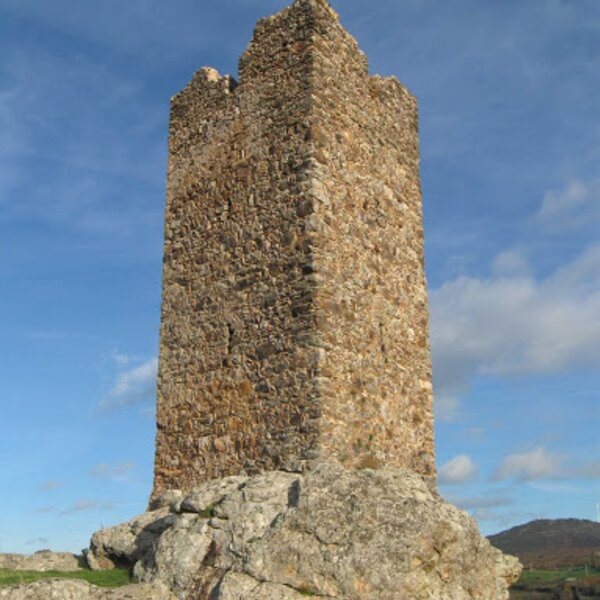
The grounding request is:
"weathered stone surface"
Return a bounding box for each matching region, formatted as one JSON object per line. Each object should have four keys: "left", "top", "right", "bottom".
{"left": 87, "top": 507, "right": 176, "bottom": 570}
{"left": 214, "top": 471, "right": 301, "bottom": 553}
{"left": 218, "top": 572, "right": 337, "bottom": 600}
{"left": 178, "top": 475, "right": 248, "bottom": 513}
{"left": 85, "top": 463, "right": 520, "bottom": 599}
{"left": 148, "top": 489, "right": 184, "bottom": 511}
{"left": 243, "top": 463, "right": 521, "bottom": 600}
{"left": 0, "top": 551, "right": 82, "bottom": 572}
{"left": 134, "top": 513, "right": 212, "bottom": 594}
{"left": 133, "top": 472, "right": 299, "bottom": 596}
{"left": 152, "top": 0, "right": 435, "bottom": 499}
{"left": 0, "top": 580, "right": 176, "bottom": 600}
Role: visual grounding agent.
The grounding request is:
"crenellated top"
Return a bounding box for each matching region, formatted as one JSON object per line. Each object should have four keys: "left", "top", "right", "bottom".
{"left": 238, "top": 0, "right": 364, "bottom": 85}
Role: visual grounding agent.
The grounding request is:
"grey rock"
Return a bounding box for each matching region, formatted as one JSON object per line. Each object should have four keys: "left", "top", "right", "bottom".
{"left": 133, "top": 472, "right": 299, "bottom": 595}
{"left": 244, "top": 463, "right": 521, "bottom": 600}
{"left": 0, "top": 551, "right": 82, "bottom": 572}
{"left": 148, "top": 489, "right": 184, "bottom": 511}
{"left": 218, "top": 572, "right": 337, "bottom": 600}
{"left": 134, "top": 513, "right": 212, "bottom": 594}
{"left": 214, "top": 471, "right": 300, "bottom": 555}
{"left": 87, "top": 507, "right": 177, "bottom": 570}
{"left": 0, "top": 580, "right": 176, "bottom": 600}
{"left": 81, "top": 463, "right": 520, "bottom": 599}
{"left": 179, "top": 475, "right": 248, "bottom": 514}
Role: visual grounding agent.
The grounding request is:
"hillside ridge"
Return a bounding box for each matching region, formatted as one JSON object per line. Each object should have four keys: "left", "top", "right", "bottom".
{"left": 489, "top": 518, "right": 600, "bottom": 568}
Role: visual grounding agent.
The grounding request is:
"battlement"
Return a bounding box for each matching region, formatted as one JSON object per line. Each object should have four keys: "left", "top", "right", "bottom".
{"left": 152, "top": 0, "right": 435, "bottom": 499}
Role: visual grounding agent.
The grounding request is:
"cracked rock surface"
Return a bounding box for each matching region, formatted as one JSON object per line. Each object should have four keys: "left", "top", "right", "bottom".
{"left": 1, "top": 464, "right": 520, "bottom": 599}
{"left": 82, "top": 463, "right": 520, "bottom": 599}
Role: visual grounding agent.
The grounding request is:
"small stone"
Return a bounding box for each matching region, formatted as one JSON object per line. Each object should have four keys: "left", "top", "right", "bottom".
{"left": 296, "top": 199, "right": 314, "bottom": 217}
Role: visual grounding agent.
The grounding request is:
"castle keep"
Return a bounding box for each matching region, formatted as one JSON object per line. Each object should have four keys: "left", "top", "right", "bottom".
{"left": 152, "top": 0, "right": 435, "bottom": 498}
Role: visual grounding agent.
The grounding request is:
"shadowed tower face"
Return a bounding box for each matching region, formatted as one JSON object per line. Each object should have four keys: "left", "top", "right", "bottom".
{"left": 152, "top": 0, "right": 435, "bottom": 499}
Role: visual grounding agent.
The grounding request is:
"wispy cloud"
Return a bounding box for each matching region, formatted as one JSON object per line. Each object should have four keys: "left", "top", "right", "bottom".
{"left": 451, "top": 495, "right": 514, "bottom": 511}
{"left": 25, "top": 537, "right": 49, "bottom": 547}
{"left": 431, "top": 245, "right": 600, "bottom": 419}
{"left": 36, "top": 500, "right": 115, "bottom": 515}
{"left": 439, "top": 454, "right": 478, "bottom": 485}
{"left": 537, "top": 179, "right": 600, "bottom": 233}
{"left": 90, "top": 462, "right": 135, "bottom": 482}
{"left": 39, "top": 480, "right": 62, "bottom": 492}
{"left": 100, "top": 357, "right": 158, "bottom": 410}
{"left": 0, "top": 42, "right": 164, "bottom": 243}
{"left": 444, "top": 493, "right": 516, "bottom": 525}
{"left": 527, "top": 481, "right": 585, "bottom": 495}
{"left": 492, "top": 447, "right": 564, "bottom": 482}
{"left": 66, "top": 500, "right": 115, "bottom": 514}
{"left": 110, "top": 352, "right": 132, "bottom": 367}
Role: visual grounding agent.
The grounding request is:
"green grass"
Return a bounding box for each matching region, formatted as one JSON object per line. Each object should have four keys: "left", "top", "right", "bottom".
{"left": 0, "top": 567, "right": 132, "bottom": 588}
{"left": 297, "top": 587, "right": 316, "bottom": 596}
{"left": 518, "top": 566, "right": 600, "bottom": 585}
{"left": 198, "top": 504, "right": 217, "bottom": 519}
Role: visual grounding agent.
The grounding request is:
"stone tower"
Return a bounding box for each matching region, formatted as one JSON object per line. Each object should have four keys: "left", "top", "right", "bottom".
{"left": 152, "top": 0, "right": 435, "bottom": 499}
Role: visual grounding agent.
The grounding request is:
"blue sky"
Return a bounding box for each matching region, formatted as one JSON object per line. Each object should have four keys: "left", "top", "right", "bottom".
{"left": 0, "top": 0, "right": 598, "bottom": 553}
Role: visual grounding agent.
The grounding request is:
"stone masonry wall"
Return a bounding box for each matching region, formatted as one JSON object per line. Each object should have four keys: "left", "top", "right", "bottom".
{"left": 306, "top": 2, "right": 435, "bottom": 475}
{"left": 152, "top": 0, "right": 435, "bottom": 499}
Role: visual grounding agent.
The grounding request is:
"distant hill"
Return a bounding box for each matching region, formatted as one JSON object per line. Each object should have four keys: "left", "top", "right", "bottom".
{"left": 489, "top": 519, "right": 600, "bottom": 568}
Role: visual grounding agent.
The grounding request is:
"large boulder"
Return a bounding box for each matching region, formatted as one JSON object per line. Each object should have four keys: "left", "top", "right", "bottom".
{"left": 83, "top": 462, "right": 520, "bottom": 599}
{"left": 87, "top": 507, "right": 177, "bottom": 570}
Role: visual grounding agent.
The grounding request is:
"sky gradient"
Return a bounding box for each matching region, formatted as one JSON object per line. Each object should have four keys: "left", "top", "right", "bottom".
{"left": 1, "top": 0, "right": 599, "bottom": 553}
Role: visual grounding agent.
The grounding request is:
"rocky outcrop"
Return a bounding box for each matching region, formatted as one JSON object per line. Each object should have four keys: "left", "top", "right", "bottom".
{"left": 86, "top": 463, "right": 521, "bottom": 599}
{"left": 0, "top": 550, "right": 82, "bottom": 571}
{"left": 0, "top": 580, "right": 175, "bottom": 599}
{"left": 86, "top": 507, "right": 178, "bottom": 571}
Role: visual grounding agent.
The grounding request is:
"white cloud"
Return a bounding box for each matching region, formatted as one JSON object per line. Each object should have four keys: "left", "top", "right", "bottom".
{"left": 538, "top": 179, "right": 600, "bottom": 232}
{"left": 443, "top": 493, "right": 518, "bottom": 526}
{"left": 527, "top": 481, "right": 584, "bottom": 494}
{"left": 439, "top": 454, "right": 478, "bottom": 484}
{"left": 25, "top": 537, "right": 49, "bottom": 547}
{"left": 36, "top": 500, "right": 115, "bottom": 515}
{"left": 39, "top": 480, "right": 62, "bottom": 492}
{"left": 90, "top": 462, "right": 135, "bottom": 482}
{"left": 110, "top": 351, "right": 132, "bottom": 367}
{"left": 492, "top": 447, "right": 563, "bottom": 482}
{"left": 431, "top": 245, "right": 600, "bottom": 418}
{"left": 434, "top": 391, "right": 461, "bottom": 423}
{"left": 101, "top": 357, "right": 158, "bottom": 410}
{"left": 492, "top": 249, "right": 531, "bottom": 278}
{"left": 64, "top": 500, "right": 115, "bottom": 514}
{"left": 451, "top": 495, "right": 513, "bottom": 510}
